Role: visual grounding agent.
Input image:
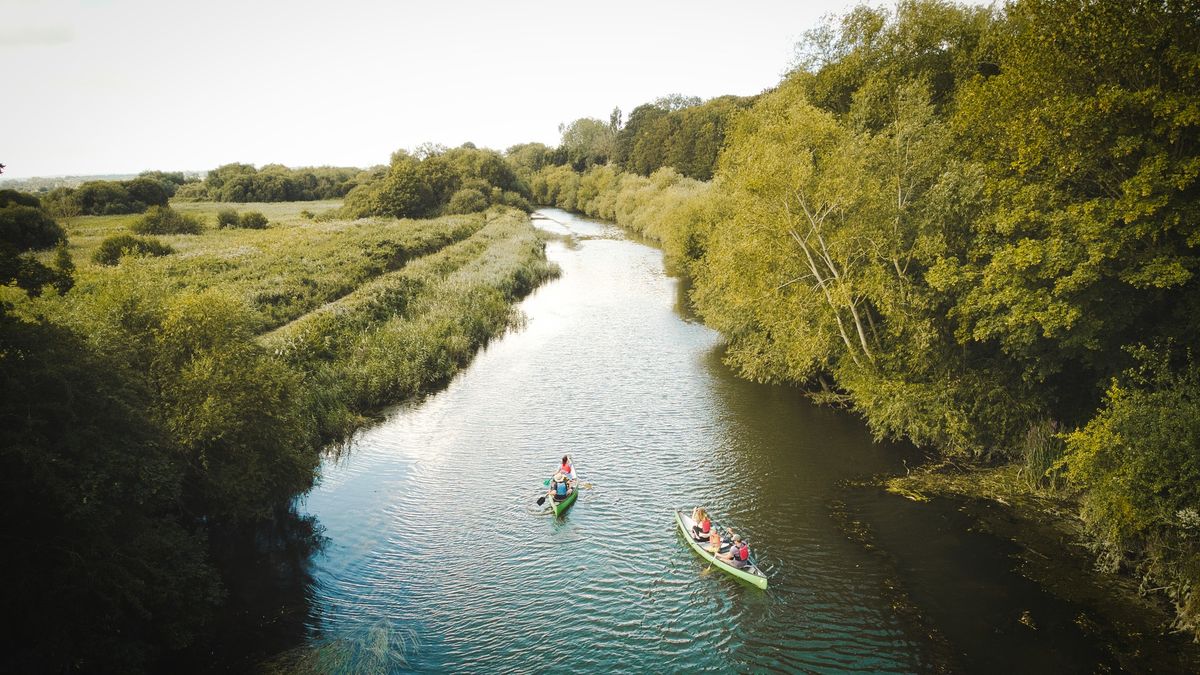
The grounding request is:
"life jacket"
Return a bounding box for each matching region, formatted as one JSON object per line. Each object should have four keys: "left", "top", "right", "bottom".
{"left": 737, "top": 543, "right": 749, "bottom": 561}
{"left": 560, "top": 461, "right": 573, "bottom": 476}
{"left": 700, "top": 519, "right": 711, "bottom": 533}
{"left": 555, "top": 481, "right": 568, "bottom": 497}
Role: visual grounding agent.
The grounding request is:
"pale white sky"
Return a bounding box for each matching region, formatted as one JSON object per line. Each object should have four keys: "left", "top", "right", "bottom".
{"left": 2, "top": 0, "right": 865, "bottom": 178}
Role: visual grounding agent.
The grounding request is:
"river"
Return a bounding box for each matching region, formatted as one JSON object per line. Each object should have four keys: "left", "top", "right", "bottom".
{"left": 281, "top": 209, "right": 1186, "bottom": 673}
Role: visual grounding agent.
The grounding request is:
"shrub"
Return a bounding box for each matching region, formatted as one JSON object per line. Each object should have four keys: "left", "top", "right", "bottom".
{"left": 131, "top": 206, "right": 203, "bottom": 235}
{"left": 216, "top": 208, "right": 239, "bottom": 228}
{"left": 446, "top": 188, "right": 489, "bottom": 214}
{"left": 93, "top": 234, "right": 175, "bottom": 265}
{"left": 238, "top": 211, "right": 269, "bottom": 229}
{"left": 0, "top": 203, "right": 66, "bottom": 250}
{"left": 173, "top": 182, "right": 210, "bottom": 201}
{"left": 499, "top": 190, "right": 532, "bottom": 212}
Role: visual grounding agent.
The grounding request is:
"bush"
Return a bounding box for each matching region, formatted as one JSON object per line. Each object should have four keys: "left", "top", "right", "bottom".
{"left": 216, "top": 208, "right": 239, "bottom": 228}
{"left": 238, "top": 211, "right": 269, "bottom": 229}
{"left": 173, "top": 182, "right": 210, "bottom": 201}
{"left": 131, "top": 206, "right": 203, "bottom": 235}
{"left": 499, "top": 190, "right": 532, "bottom": 212}
{"left": 93, "top": 234, "right": 175, "bottom": 265}
{"left": 446, "top": 188, "right": 489, "bottom": 214}
{"left": 0, "top": 203, "right": 66, "bottom": 251}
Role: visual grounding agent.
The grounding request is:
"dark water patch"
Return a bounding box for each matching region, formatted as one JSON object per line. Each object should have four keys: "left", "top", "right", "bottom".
{"left": 165, "top": 508, "right": 325, "bottom": 672}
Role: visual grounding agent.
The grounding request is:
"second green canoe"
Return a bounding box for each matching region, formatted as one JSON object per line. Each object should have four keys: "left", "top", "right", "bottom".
{"left": 675, "top": 510, "right": 768, "bottom": 589}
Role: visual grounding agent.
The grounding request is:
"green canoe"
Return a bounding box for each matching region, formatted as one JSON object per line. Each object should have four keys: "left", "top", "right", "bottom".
{"left": 550, "top": 483, "right": 578, "bottom": 516}
{"left": 675, "top": 510, "right": 768, "bottom": 589}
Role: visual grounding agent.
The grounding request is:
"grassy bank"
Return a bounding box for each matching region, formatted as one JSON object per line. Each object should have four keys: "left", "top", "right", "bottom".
{"left": 262, "top": 207, "right": 559, "bottom": 440}
{"left": 2, "top": 200, "right": 556, "bottom": 671}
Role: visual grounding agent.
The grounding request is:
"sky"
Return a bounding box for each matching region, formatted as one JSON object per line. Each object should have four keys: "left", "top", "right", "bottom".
{"left": 2, "top": 0, "right": 865, "bottom": 178}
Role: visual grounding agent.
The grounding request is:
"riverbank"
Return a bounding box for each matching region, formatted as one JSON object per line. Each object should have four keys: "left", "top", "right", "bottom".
{"left": 885, "top": 464, "right": 1200, "bottom": 671}
{"left": 2, "top": 200, "right": 560, "bottom": 671}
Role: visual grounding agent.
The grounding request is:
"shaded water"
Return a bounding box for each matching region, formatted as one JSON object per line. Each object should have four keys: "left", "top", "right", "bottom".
{"left": 286, "top": 209, "right": 1187, "bottom": 672}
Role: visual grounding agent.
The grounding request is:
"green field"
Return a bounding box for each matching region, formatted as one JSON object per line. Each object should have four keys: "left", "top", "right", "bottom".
{"left": 61, "top": 200, "right": 491, "bottom": 333}
{"left": 46, "top": 200, "right": 558, "bottom": 439}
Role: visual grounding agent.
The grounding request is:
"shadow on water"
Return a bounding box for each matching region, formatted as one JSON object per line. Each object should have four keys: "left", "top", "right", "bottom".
{"left": 165, "top": 507, "right": 325, "bottom": 673}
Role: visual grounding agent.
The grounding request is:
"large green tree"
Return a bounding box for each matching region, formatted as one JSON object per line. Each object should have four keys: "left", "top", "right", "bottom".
{"left": 939, "top": 0, "right": 1200, "bottom": 402}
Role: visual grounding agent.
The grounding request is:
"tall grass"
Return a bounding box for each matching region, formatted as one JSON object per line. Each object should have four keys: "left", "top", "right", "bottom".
{"left": 262, "top": 208, "right": 558, "bottom": 441}
{"left": 64, "top": 200, "right": 486, "bottom": 333}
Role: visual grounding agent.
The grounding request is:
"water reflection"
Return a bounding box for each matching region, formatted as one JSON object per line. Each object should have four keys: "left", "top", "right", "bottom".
{"left": 170, "top": 507, "right": 324, "bottom": 672}
{"left": 233, "top": 208, "right": 1197, "bottom": 673}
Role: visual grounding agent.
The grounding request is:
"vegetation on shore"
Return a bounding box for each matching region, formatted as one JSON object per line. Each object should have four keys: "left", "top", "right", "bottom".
{"left": 526, "top": 0, "right": 1200, "bottom": 636}
{"left": 3, "top": 0, "right": 1196, "bottom": 664}
{"left": 1, "top": 196, "right": 554, "bottom": 670}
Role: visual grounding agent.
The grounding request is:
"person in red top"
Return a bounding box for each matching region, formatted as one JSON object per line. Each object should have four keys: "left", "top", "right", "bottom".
{"left": 559, "top": 455, "right": 576, "bottom": 481}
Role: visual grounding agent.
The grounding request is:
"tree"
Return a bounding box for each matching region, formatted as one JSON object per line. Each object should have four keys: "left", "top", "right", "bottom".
{"left": 943, "top": 0, "right": 1200, "bottom": 392}
{"left": 559, "top": 117, "right": 614, "bottom": 169}
{"left": 0, "top": 192, "right": 71, "bottom": 299}
{"left": 0, "top": 314, "right": 220, "bottom": 672}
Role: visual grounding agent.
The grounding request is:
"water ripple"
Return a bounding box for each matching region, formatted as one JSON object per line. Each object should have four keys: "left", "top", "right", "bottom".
{"left": 296, "top": 209, "right": 921, "bottom": 672}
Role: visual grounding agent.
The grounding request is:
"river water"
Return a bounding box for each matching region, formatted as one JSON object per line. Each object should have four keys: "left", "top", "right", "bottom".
{"left": 287, "top": 209, "right": 1188, "bottom": 673}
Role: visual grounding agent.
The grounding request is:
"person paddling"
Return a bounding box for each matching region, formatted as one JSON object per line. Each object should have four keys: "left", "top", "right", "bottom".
{"left": 545, "top": 472, "right": 572, "bottom": 504}
{"left": 718, "top": 532, "right": 751, "bottom": 568}
{"left": 559, "top": 455, "right": 576, "bottom": 481}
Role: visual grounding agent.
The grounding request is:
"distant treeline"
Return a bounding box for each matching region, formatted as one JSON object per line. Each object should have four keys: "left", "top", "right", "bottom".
{"left": 40, "top": 171, "right": 190, "bottom": 216}
{"left": 177, "top": 163, "right": 366, "bottom": 202}
{"left": 341, "top": 144, "right": 531, "bottom": 219}
{"left": 505, "top": 94, "right": 754, "bottom": 181}
{"left": 531, "top": 0, "right": 1200, "bottom": 635}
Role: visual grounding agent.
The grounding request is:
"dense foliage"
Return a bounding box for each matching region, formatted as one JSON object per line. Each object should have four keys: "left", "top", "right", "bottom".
{"left": 1, "top": 201, "right": 554, "bottom": 670}
{"left": 40, "top": 172, "right": 185, "bottom": 217}
{"left": 0, "top": 190, "right": 73, "bottom": 297}
{"left": 613, "top": 95, "right": 757, "bottom": 180}
{"left": 342, "top": 144, "right": 530, "bottom": 219}
{"left": 93, "top": 233, "right": 175, "bottom": 265}
{"left": 181, "top": 164, "right": 366, "bottom": 203}
{"left": 1, "top": 189, "right": 67, "bottom": 250}
{"left": 131, "top": 205, "right": 204, "bottom": 235}
{"left": 237, "top": 211, "right": 269, "bottom": 229}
